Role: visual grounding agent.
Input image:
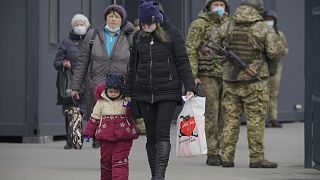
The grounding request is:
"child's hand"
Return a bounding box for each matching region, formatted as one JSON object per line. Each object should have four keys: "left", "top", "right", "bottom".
{"left": 123, "top": 97, "right": 131, "bottom": 107}
{"left": 84, "top": 135, "right": 92, "bottom": 142}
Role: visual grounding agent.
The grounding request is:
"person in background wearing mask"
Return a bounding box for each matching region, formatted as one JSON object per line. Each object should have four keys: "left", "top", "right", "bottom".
{"left": 186, "top": 0, "right": 231, "bottom": 166}
{"left": 53, "top": 14, "right": 90, "bottom": 149}
{"left": 70, "top": 5, "right": 134, "bottom": 149}
{"left": 263, "top": 10, "right": 289, "bottom": 128}
{"left": 125, "top": 1, "right": 197, "bottom": 179}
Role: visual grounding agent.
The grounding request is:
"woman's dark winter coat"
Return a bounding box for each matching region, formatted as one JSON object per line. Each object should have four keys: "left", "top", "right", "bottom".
{"left": 125, "top": 19, "right": 197, "bottom": 103}
{"left": 54, "top": 31, "right": 86, "bottom": 105}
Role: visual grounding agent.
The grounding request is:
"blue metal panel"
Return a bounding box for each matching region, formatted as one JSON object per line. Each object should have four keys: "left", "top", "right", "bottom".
{"left": 0, "top": 0, "right": 29, "bottom": 136}
{"left": 305, "top": 0, "right": 320, "bottom": 169}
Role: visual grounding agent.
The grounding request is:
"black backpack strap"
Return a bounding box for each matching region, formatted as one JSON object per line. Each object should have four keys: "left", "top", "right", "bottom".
{"left": 125, "top": 31, "right": 133, "bottom": 50}
{"left": 87, "top": 28, "right": 99, "bottom": 73}
{"left": 89, "top": 28, "right": 98, "bottom": 53}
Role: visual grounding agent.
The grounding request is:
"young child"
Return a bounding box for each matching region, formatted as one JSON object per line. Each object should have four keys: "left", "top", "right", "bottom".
{"left": 84, "top": 73, "right": 138, "bottom": 180}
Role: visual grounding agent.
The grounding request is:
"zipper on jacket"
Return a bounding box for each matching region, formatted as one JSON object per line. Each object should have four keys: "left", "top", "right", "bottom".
{"left": 150, "top": 37, "right": 154, "bottom": 103}
{"left": 168, "top": 57, "right": 173, "bottom": 80}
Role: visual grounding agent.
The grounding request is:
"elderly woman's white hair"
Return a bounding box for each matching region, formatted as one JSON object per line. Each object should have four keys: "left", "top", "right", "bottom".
{"left": 71, "top": 14, "right": 90, "bottom": 29}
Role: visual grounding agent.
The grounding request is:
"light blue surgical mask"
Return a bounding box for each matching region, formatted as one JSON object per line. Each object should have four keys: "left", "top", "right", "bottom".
{"left": 73, "top": 25, "right": 87, "bottom": 35}
{"left": 212, "top": 7, "right": 225, "bottom": 17}
{"left": 104, "top": 24, "right": 120, "bottom": 33}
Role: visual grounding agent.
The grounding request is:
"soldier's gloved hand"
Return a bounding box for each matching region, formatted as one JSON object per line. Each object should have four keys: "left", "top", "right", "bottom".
{"left": 84, "top": 135, "right": 92, "bottom": 142}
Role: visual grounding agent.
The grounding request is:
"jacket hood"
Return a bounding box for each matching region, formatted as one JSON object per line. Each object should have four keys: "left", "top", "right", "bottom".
{"left": 121, "top": 21, "right": 134, "bottom": 34}
{"left": 233, "top": 5, "right": 263, "bottom": 24}
{"left": 159, "top": 10, "right": 172, "bottom": 30}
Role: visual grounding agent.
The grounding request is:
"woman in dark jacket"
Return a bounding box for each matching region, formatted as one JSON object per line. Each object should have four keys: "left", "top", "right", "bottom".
{"left": 125, "top": 1, "right": 197, "bottom": 179}
{"left": 54, "top": 14, "right": 90, "bottom": 149}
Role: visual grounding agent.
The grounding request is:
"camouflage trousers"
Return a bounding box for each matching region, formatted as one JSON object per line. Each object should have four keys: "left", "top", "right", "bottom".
{"left": 268, "top": 63, "right": 283, "bottom": 120}
{"left": 198, "top": 75, "right": 223, "bottom": 156}
{"left": 221, "top": 79, "right": 269, "bottom": 162}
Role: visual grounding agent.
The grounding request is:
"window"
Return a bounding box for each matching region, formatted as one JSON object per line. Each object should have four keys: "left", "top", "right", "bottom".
{"left": 49, "top": 0, "right": 59, "bottom": 45}
{"left": 82, "top": 0, "right": 91, "bottom": 19}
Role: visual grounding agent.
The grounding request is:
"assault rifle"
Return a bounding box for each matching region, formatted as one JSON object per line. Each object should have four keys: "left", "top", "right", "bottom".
{"left": 204, "top": 42, "right": 262, "bottom": 81}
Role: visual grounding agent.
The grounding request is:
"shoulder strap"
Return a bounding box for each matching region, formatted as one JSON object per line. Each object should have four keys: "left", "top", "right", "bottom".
{"left": 125, "top": 32, "right": 133, "bottom": 49}
{"left": 89, "top": 28, "right": 98, "bottom": 53}
{"left": 87, "top": 28, "right": 98, "bottom": 74}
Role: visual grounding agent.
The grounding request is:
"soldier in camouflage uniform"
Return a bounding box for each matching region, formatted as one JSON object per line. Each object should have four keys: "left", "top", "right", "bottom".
{"left": 263, "top": 10, "right": 289, "bottom": 128}
{"left": 211, "top": 0, "right": 285, "bottom": 168}
{"left": 186, "top": 0, "right": 230, "bottom": 166}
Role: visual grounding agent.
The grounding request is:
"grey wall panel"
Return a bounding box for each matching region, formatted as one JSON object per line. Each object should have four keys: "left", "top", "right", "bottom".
{"left": 0, "top": 0, "right": 28, "bottom": 135}
{"left": 38, "top": 0, "right": 65, "bottom": 135}
{"left": 59, "top": 0, "right": 82, "bottom": 43}
{"left": 91, "top": 0, "right": 112, "bottom": 28}
{"left": 276, "top": 0, "right": 305, "bottom": 121}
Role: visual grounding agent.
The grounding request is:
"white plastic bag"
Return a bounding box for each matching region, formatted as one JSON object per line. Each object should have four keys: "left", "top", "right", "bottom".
{"left": 176, "top": 96, "right": 207, "bottom": 157}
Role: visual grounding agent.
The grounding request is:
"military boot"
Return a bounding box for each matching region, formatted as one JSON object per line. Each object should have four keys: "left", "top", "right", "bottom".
{"left": 206, "top": 155, "right": 222, "bottom": 166}
{"left": 266, "top": 120, "right": 283, "bottom": 128}
{"left": 249, "top": 159, "right": 278, "bottom": 168}
{"left": 154, "top": 141, "right": 171, "bottom": 180}
{"left": 146, "top": 142, "right": 156, "bottom": 179}
{"left": 136, "top": 118, "right": 146, "bottom": 135}
{"left": 222, "top": 161, "right": 235, "bottom": 168}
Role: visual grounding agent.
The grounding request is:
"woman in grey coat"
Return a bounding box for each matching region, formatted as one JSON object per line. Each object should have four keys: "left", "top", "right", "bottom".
{"left": 70, "top": 5, "right": 134, "bottom": 148}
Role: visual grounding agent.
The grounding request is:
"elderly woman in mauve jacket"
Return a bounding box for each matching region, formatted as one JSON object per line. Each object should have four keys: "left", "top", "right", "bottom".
{"left": 125, "top": 1, "right": 197, "bottom": 179}
{"left": 70, "top": 5, "right": 134, "bottom": 148}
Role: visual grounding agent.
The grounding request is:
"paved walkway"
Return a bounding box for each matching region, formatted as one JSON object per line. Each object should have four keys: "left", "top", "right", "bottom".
{"left": 0, "top": 122, "right": 319, "bottom": 180}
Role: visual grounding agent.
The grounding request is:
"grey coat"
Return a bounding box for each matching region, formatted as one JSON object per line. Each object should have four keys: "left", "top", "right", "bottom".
{"left": 70, "top": 21, "right": 134, "bottom": 115}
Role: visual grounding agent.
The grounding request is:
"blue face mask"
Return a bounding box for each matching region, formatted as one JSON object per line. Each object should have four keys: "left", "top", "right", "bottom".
{"left": 212, "top": 7, "right": 225, "bottom": 17}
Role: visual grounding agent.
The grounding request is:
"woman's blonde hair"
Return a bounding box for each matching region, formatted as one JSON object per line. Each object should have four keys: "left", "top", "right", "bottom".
{"left": 155, "top": 24, "right": 170, "bottom": 43}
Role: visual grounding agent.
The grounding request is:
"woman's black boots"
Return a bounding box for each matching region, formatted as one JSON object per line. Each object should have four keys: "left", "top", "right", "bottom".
{"left": 153, "top": 141, "right": 171, "bottom": 180}
{"left": 146, "top": 142, "right": 157, "bottom": 178}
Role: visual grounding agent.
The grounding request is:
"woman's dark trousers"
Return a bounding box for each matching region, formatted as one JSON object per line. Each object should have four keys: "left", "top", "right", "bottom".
{"left": 139, "top": 101, "right": 177, "bottom": 180}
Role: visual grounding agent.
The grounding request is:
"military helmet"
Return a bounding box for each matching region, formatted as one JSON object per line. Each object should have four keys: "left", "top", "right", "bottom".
{"left": 206, "top": 0, "right": 230, "bottom": 14}
{"left": 263, "top": 10, "right": 278, "bottom": 26}
{"left": 263, "top": 10, "right": 277, "bottom": 20}
{"left": 241, "top": 0, "right": 264, "bottom": 14}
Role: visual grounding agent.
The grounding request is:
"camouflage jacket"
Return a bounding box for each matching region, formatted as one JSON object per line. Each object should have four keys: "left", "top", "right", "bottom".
{"left": 211, "top": 5, "right": 285, "bottom": 82}
{"left": 186, "top": 9, "right": 230, "bottom": 77}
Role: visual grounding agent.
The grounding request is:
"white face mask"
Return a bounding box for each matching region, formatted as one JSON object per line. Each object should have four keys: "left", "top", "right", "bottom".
{"left": 73, "top": 25, "right": 87, "bottom": 35}
{"left": 265, "top": 20, "right": 275, "bottom": 28}
{"left": 105, "top": 24, "right": 120, "bottom": 33}
{"left": 142, "top": 24, "right": 157, "bottom": 33}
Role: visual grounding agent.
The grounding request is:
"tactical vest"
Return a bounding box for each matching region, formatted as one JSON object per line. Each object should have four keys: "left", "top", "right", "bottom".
{"left": 197, "top": 15, "right": 225, "bottom": 77}
{"left": 225, "top": 22, "right": 266, "bottom": 80}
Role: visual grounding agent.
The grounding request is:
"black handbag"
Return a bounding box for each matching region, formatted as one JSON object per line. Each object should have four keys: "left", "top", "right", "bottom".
{"left": 57, "top": 69, "right": 72, "bottom": 99}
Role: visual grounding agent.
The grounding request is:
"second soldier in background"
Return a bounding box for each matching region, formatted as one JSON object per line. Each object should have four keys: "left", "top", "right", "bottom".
{"left": 186, "top": 0, "right": 231, "bottom": 166}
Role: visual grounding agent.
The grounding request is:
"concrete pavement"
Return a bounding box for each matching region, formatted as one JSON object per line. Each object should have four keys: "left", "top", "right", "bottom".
{"left": 0, "top": 122, "right": 319, "bottom": 180}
